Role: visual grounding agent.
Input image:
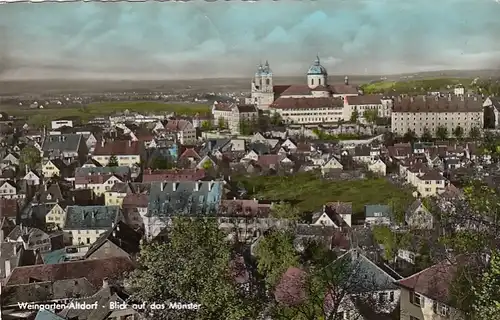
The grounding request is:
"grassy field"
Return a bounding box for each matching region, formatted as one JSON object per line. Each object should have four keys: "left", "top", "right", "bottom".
{"left": 361, "top": 78, "right": 472, "bottom": 94}
{"left": 3, "top": 101, "right": 211, "bottom": 127}
{"left": 239, "top": 173, "right": 414, "bottom": 214}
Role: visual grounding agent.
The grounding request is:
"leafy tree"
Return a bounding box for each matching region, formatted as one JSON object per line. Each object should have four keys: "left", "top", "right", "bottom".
{"left": 402, "top": 129, "right": 417, "bottom": 143}
{"left": 201, "top": 120, "right": 213, "bottom": 131}
{"left": 127, "top": 217, "right": 261, "bottom": 320}
{"left": 271, "top": 112, "right": 283, "bottom": 126}
{"left": 217, "top": 117, "right": 227, "bottom": 130}
{"left": 151, "top": 156, "right": 174, "bottom": 170}
{"left": 201, "top": 159, "right": 213, "bottom": 170}
{"left": 472, "top": 250, "right": 500, "bottom": 318}
{"left": 469, "top": 126, "right": 481, "bottom": 140}
{"left": 254, "top": 229, "right": 300, "bottom": 288}
{"left": 349, "top": 110, "right": 359, "bottom": 123}
{"left": 19, "top": 144, "right": 41, "bottom": 170}
{"left": 373, "top": 225, "right": 397, "bottom": 260}
{"left": 435, "top": 126, "right": 448, "bottom": 140}
{"left": 270, "top": 201, "right": 303, "bottom": 221}
{"left": 362, "top": 109, "right": 378, "bottom": 125}
{"left": 239, "top": 119, "right": 253, "bottom": 136}
{"left": 107, "top": 155, "right": 119, "bottom": 167}
{"left": 453, "top": 125, "right": 464, "bottom": 140}
{"left": 421, "top": 127, "right": 433, "bottom": 142}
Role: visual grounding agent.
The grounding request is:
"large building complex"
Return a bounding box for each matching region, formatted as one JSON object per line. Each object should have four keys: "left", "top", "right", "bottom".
{"left": 391, "top": 95, "right": 483, "bottom": 137}
{"left": 246, "top": 56, "right": 360, "bottom": 124}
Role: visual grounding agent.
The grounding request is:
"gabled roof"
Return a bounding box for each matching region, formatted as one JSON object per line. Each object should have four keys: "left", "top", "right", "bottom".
{"left": 93, "top": 140, "right": 142, "bottom": 156}
{"left": 85, "top": 221, "right": 141, "bottom": 259}
{"left": 41, "top": 134, "right": 83, "bottom": 153}
{"left": 5, "top": 256, "right": 135, "bottom": 287}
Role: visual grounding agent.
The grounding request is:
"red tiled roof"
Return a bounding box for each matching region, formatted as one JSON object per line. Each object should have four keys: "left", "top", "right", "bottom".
{"left": 256, "top": 154, "right": 282, "bottom": 167}
{"left": 329, "top": 84, "right": 359, "bottom": 95}
{"left": 122, "top": 194, "right": 149, "bottom": 208}
{"left": 345, "top": 95, "right": 383, "bottom": 105}
{"left": 179, "top": 148, "right": 201, "bottom": 160}
{"left": 142, "top": 168, "right": 206, "bottom": 183}
{"left": 280, "top": 85, "right": 312, "bottom": 96}
{"left": 271, "top": 97, "right": 343, "bottom": 110}
{"left": 164, "top": 119, "right": 193, "bottom": 131}
{"left": 5, "top": 257, "right": 135, "bottom": 288}
{"left": 397, "top": 259, "right": 463, "bottom": 304}
{"left": 213, "top": 103, "right": 233, "bottom": 112}
{"left": 393, "top": 95, "right": 483, "bottom": 113}
{"left": 93, "top": 140, "right": 142, "bottom": 156}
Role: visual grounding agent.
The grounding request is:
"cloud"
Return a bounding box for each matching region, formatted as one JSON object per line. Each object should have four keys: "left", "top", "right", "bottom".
{"left": 0, "top": 0, "right": 500, "bottom": 80}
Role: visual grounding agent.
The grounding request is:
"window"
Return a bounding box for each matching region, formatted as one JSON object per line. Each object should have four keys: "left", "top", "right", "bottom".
{"left": 389, "top": 291, "right": 394, "bottom": 302}
{"left": 410, "top": 291, "right": 423, "bottom": 307}
{"left": 433, "top": 301, "right": 450, "bottom": 317}
{"left": 86, "top": 238, "right": 91, "bottom": 244}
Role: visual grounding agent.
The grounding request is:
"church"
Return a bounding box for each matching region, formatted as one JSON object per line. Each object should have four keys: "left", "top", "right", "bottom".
{"left": 246, "top": 56, "right": 360, "bottom": 124}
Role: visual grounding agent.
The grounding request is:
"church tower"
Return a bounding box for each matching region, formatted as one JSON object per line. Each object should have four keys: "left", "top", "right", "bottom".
{"left": 307, "top": 55, "right": 328, "bottom": 89}
{"left": 250, "top": 60, "right": 274, "bottom": 110}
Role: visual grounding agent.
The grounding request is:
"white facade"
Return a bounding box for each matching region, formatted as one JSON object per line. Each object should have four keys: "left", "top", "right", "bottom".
{"left": 391, "top": 95, "right": 483, "bottom": 137}
{"left": 250, "top": 61, "right": 274, "bottom": 110}
{"left": 51, "top": 119, "right": 73, "bottom": 129}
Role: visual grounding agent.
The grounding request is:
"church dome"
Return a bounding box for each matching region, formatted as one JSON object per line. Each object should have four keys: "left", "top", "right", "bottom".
{"left": 307, "top": 56, "right": 327, "bottom": 75}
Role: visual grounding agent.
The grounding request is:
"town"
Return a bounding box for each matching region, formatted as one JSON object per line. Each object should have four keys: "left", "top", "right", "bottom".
{"left": 0, "top": 56, "right": 499, "bottom": 320}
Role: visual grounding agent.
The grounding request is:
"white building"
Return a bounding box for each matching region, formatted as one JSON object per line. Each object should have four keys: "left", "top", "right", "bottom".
{"left": 51, "top": 119, "right": 73, "bottom": 130}
{"left": 246, "top": 57, "right": 360, "bottom": 124}
{"left": 211, "top": 103, "right": 259, "bottom": 134}
{"left": 343, "top": 95, "right": 393, "bottom": 122}
{"left": 391, "top": 95, "right": 483, "bottom": 137}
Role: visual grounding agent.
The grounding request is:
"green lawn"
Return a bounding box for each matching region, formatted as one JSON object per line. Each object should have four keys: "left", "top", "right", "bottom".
{"left": 361, "top": 78, "right": 472, "bottom": 94}
{"left": 239, "top": 173, "right": 414, "bottom": 214}
{"left": 4, "top": 101, "right": 210, "bottom": 127}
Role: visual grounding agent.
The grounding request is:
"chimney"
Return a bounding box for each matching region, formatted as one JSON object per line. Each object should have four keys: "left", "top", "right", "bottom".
{"left": 0, "top": 229, "right": 3, "bottom": 243}
{"left": 112, "top": 231, "right": 116, "bottom": 237}
{"left": 410, "top": 97, "right": 414, "bottom": 103}
{"left": 111, "top": 222, "right": 115, "bottom": 229}
{"left": 344, "top": 76, "right": 349, "bottom": 85}
{"left": 102, "top": 278, "right": 109, "bottom": 288}
{"left": 5, "top": 259, "right": 11, "bottom": 277}
{"left": 209, "top": 180, "right": 214, "bottom": 191}
{"left": 173, "top": 182, "right": 178, "bottom": 192}
{"left": 128, "top": 140, "right": 131, "bottom": 147}
{"left": 160, "top": 182, "right": 164, "bottom": 192}
{"left": 13, "top": 244, "right": 17, "bottom": 255}
{"left": 194, "top": 181, "right": 200, "bottom": 192}
{"left": 101, "top": 140, "right": 105, "bottom": 147}
{"left": 25, "top": 164, "right": 29, "bottom": 173}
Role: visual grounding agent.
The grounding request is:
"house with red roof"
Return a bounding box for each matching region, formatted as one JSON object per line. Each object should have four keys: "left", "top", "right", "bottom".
{"left": 396, "top": 258, "right": 467, "bottom": 320}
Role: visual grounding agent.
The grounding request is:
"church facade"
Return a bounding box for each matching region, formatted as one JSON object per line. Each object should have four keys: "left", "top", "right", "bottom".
{"left": 246, "top": 56, "right": 361, "bottom": 124}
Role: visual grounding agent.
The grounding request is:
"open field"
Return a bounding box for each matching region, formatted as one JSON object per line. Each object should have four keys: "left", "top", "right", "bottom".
{"left": 0, "top": 69, "right": 495, "bottom": 95}
{"left": 361, "top": 77, "right": 473, "bottom": 94}
{"left": 240, "top": 173, "right": 414, "bottom": 214}
{"left": 4, "top": 101, "right": 211, "bottom": 127}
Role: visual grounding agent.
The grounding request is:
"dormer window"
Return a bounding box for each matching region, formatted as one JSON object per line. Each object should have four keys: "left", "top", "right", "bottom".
{"left": 46, "top": 194, "right": 52, "bottom": 200}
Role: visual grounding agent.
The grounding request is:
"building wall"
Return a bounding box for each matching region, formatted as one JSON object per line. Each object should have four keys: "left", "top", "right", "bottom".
{"left": 416, "top": 178, "right": 445, "bottom": 197}
{"left": 399, "top": 288, "right": 463, "bottom": 320}
{"left": 105, "top": 192, "right": 127, "bottom": 207}
{"left": 46, "top": 204, "right": 66, "bottom": 229}
{"left": 66, "top": 229, "right": 108, "bottom": 246}
{"left": 92, "top": 155, "right": 141, "bottom": 167}
{"left": 391, "top": 110, "right": 483, "bottom": 137}
{"left": 273, "top": 107, "right": 344, "bottom": 124}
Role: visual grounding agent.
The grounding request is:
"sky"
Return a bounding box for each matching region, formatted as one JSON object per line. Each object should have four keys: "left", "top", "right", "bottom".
{"left": 1, "top": 0, "right": 500, "bottom": 80}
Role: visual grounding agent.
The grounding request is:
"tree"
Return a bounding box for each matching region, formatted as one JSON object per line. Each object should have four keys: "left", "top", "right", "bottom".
{"left": 271, "top": 112, "right": 283, "bottom": 126}
{"left": 436, "top": 126, "right": 448, "bottom": 140}
{"left": 107, "top": 155, "right": 119, "bottom": 167}
{"left": 201, "top": 159, "right": 213, "bottom": 170}
{"left": 421, "top": 127, "right": 433, "bottom": 142}
{"left": 349, "top": 110, "right": 359, "bottom": 123}
{"left": 254, "top": 229, "right": 300, "bottom": 288}
{"left": 402, "top": 129, "right": 417, "bottom": 143}
{"left": 127, "top": 217, "right": 261, "bottom": 320}
{"left": 362, "top": 109, "right": 378, "bottom": 126}
{"left": 472, "top": 250, "right": 500, "bottom": 318}
{"left": 151, "top": 156, "right": 174, "bottom": 170}
{"left": 453, "top": 125, "right": 464, "bottom": 140}
{"left": 201, "top": 120, "right": 213, "bottom": 131}
{"left": 19, "top": 144, "right": 41, "bottom": 170}
{"left": 469, "top": 126, "right": 481, "bottom": 140}
{"left": 239, "top": 119, "right": 253, "bottom": 136}
{"left": 217, "top": 117, "right": 227, "bottom": 130}
{"left": 270, "top": 201, "right": 303, "bottom": 221}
